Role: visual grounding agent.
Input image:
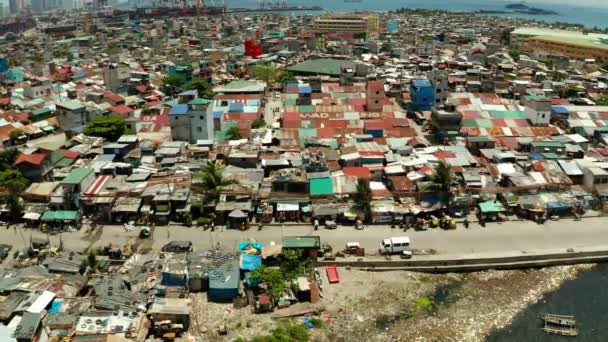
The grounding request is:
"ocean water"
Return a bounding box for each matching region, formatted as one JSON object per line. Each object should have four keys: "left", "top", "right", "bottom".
{"left": 486, "top": 264, "right": 608, "bottom": 342}
{"left": 225, "top": 0, "right": 608, "bottom": 28}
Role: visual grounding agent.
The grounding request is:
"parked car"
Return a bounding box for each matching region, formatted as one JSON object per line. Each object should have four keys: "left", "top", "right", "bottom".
{"left": 380, "top": 236, "right": 411, "bottom": 255}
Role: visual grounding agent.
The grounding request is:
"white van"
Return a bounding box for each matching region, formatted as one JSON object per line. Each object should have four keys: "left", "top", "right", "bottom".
{"left": 380, "top": 236, "right": 411, "bottom": 254}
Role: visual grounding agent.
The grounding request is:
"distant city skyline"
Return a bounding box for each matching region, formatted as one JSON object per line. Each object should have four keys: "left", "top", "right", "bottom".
{"left": 2, "top": 0, "right": 608, "bottom": 12}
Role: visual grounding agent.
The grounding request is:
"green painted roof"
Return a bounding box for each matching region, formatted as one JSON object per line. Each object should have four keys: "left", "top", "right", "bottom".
{"left": 215, "top": 80, "right": 265, "bottom": 93}
{"left": 298, "top": 128, "right": 317, "bottom": 137}
{"left": 462, "top": 119, "right": 478, "bottom": 127}
{"left": 531, "top": 141, "right": 563, "bottom": 147}
{"left": 310, "top": 177, "right": 333, "bottom": 195}
{"left": 467, "top": 136, "right": 493, "bottom": 143}
{"left": 299, "top": 105, "right": 314, "bottom": 113}
{"left": 287, "top": 58, "right": 355, "bottom": 76}
{"left": 489, "top": 110, "right": 525, "bottom": 119}
{"left": 41, "top": 210, "right": 80, "bottom": 221}
{"left": 282, "top": 236, "right": 321, "bottom": 249}
{"left": 55, "top": 158, "right": 75, "bottom": 168}
{"left": 31, "top": 107, "right": 52, "bottom": 116}
{"left": 479, "top": 201, "right": 505, "bottom": 213}
{"left": 188, "top": 98, "right": 212, "bottom": 105}
{"left": 542, "top": 152, "right": 560, "bottom": 159}
{"left": 57, "top": 100, "right": 84, "bottom": 111}
{"left": 61, "top": 168, "right": 93, "bottom": 185}
{"left": 475, "top": 119, "right": 494, "bottom": 128}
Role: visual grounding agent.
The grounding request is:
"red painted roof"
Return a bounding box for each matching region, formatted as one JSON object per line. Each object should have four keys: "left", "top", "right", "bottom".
{"left": 111, "top": 105, "right": 134, "bottom": 116}
{"left": 317, "top": 127, "right": 335, "bottom": 138}
{"left": 223, "top": 112, "right": 258, "bottom": 121}
{"left": 282, "top": 112, "right": 300, "bottom": 121}
{"left": 433, "top": 151, "right": 456, "bottom": 159}
{"left": 367, "top": 81, "right": 384, "bottom": 92}
{"left": 61, "top": 149, "right": 80, "bottom": 159}
{"left": 104, "top": 92, "right": 124, "bottom": 103}
{"left": 135, "top": 85, "right": 148, "bottom": 93}
{"left": 343, "top": 166, "right": 371, "bottom": 179}
{"left": 364, "top": 120, "right": 386, "bottom": 130}
{"left": 15, "top": 153, "right": 47, "bottom": 166}
{"left": 532, "top": 162, "right": 545, "bottom": 172}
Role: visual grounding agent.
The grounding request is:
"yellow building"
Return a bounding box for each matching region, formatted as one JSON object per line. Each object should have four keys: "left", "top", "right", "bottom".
{"left": 511, "top": 27, "right": 608, "bottom": 60}
{"left": 525, "top": 36, "right": 608, "bottom": 60}
{"left": 313, "top": 13, "right": 379, "bottom": 36}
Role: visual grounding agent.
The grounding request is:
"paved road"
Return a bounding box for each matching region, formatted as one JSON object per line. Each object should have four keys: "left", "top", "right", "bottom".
{"left": 263, "top": 94, "right": 282, "bottom": 126}
{"left": 4, "top": 217, "right": 608, "bottom": 257}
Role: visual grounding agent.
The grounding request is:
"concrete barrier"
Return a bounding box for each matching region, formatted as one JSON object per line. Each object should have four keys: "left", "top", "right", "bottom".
{"left": 314, "top": 247, "right": 608, "bottom": 273}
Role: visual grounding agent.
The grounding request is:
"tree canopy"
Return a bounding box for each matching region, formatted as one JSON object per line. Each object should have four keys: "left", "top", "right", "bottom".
{"left": 254, "top": 64, "right": 283, "bottom": 88}
{"left": 162, "top": 75, "right": 185, "bottom": 95}
{"left": 277, "top": 71, "right": 297, "bottom": 84}
{"left": 226, "top": 126, "right": 243, "bottom": 140}
{"left": 188, "top": 77, "right": 215, "bottom": 99}
{"left": 560, "top": 85, "right": 579, "bottom": 99}
{"left": 596, "top": 95, "right": 608, "bottom": 106}
{"left": 251, "top": 117, "right": 267, "bottom": 129}
{"left": 353, "top": 179, "right": 373, "bottom": 222}
{"left": 9, "top": 129, "right": 23, "bottom": 142}
{"left": 0, "top": 149, "right": 20, "bottom": 170}
{"left": 0, "top": 169, "right": 28, "bottom": 221}
{"left": 195, "top": 161, "right": 237, "bottom": 196}
{"left": 425, "top": 160, "right": 453, "bottom": 193}
{"left": 83, "top": 114, "right": 127, "bottom": 142}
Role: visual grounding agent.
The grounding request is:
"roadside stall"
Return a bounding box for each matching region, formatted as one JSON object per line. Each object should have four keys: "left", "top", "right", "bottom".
{"left": 478, "top": 200, "right": 506, "bottom": 222}
{"left": 256, "top": 202, "right": 274, "bottom": 223}
{"left": 276, "top": 202, "right": 300, "bottom": 222}
{"left": 41, "top": 210, "right": 80, "bottom": 232}
{"left": 22, "top": 212, "right": 41, "bottom": 228}
{"left": 228, "top": 209, "right": 248, "bottom": 230}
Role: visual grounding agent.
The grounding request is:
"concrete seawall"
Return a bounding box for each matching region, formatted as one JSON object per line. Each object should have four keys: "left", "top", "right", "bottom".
{"left": 315, "top": 246, "right": 608, "bottom": 273}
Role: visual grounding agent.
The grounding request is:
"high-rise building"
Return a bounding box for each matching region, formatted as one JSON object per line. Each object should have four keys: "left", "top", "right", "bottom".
{"left": 9, "top": 0, "right": 20, "bottom": 14}
{"left": 313, "top": 13, "right": 379, "bottom": 38}
{"left": 430, "top": 68, "right": 449, "bottom": 107}
{"left": 366, "top": 80, "right": 385, "bottom": 112}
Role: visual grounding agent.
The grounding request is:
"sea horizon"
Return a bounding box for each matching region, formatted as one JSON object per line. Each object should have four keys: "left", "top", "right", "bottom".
{"left": 224, "top": 0, "right": 608, "bottom": 29}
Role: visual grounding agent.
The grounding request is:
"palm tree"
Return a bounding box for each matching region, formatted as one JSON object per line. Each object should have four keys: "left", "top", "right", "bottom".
{"left": 425, "top": 160, "right": 453, "bottom": 193}
{"left": 254, "top": 64, "right": 282, "bottom": 94}
{"left": 353, "top": 179, "right": 373, "bottom": 223}
{"left": 195, "top": 161, "right": 237, "bottom": 198}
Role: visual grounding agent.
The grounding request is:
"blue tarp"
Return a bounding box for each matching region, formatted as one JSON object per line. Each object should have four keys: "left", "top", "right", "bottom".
{"left": 551, "top": 106, "right": 569, "bottom": 115}
{"left": 169, "top": 104, "right": 189, "bottom": 115}
{"left": 528, "top": 153, "right": 545, "bottom": 160}
{"left": 239, "top": 242, "right": 263, "bottom": 271}
{"left": 49, "top": 300, "right": 63, "bottom": 313}
{"left": 229, "top": 102, "right": 244, "bottom": 112}
{"left": 238, "top": 242, "right": 263, "bottom": 251}
{"left": 241, "top": 253, "right": 262, "bottom": 271}
{"left": 298, "top": 86, "right": 312, "bottom": 94}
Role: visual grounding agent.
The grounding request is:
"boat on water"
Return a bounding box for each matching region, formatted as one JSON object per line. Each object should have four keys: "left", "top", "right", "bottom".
{"left": 540, "top": 313, "right": 578, "bottom": 337}
{"left": 540, "top": 313, "right": 576, "bottom": 326}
